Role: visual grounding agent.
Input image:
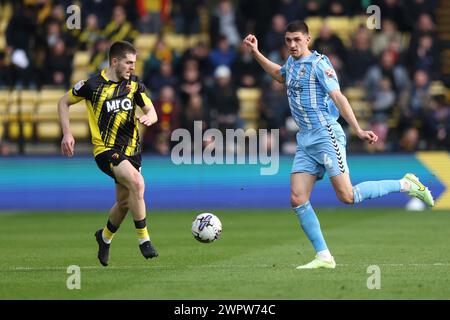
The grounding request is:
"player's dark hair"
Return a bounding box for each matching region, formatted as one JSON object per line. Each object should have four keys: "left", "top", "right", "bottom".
{"left": 286, "top": 20, "right": 309, "bottom": 35}
{"left": 108, "top": 41, "right": 136, "bottom": 63}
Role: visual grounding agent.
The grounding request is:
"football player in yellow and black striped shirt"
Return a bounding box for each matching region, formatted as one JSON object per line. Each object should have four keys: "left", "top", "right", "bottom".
{"left": 58, "top": 41, "right": 159, "bottom": 266}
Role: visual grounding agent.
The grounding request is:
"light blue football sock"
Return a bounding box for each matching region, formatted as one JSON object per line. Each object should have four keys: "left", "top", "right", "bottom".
{"left": 353, "top": 180, "right": 401, "bottom": 203}
{"left": 293, "top": 201, "right": 328, "bottom": 252}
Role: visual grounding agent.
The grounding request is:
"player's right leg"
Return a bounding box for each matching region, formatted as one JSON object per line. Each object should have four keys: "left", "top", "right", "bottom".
{"left": 112, "top": 160, "right": 158, "bottom": 259}
{"left": 95, "top": 184, "right": 129, "bottom": 267}
{"left": 291, "top": 173, "right": 336, "bottom": 269}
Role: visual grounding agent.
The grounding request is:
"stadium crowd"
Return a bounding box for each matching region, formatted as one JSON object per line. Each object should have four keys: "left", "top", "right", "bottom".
{"left": 0, "top": 0, "right": 449, "bottom": 155}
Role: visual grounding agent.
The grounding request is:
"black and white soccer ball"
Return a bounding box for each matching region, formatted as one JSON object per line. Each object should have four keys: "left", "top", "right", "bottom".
{"left": 191, "top": 213, "right": 222, "bottom": 243}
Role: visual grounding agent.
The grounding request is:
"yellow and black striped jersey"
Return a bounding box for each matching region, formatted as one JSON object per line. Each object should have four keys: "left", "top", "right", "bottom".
{"left": 68, "top": 69, "right": 153, "bottom": 157}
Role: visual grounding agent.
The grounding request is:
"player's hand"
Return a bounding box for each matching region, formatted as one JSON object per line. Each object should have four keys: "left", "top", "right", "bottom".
{"left": 138, "top": 115, "right": 156, "bottom": 127}
{"left": 243, "top": 34, "right": 258, "bottom": 54}
{"left": 356, "top": 129, "right": 378, "bottom": 144}
{"left": 61, "top": 133, "right": 75, "bottom": 157}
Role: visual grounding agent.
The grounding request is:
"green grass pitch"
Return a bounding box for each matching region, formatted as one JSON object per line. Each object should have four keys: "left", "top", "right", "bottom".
{"left": 0, "top": 208, "right": 449, "bottom": 299}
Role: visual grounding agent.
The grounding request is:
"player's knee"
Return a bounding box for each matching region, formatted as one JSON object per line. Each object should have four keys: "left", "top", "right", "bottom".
{"left": 337, "top": 190, "right": 354, "bottom": 204}
{"left": 130, "top": 174, "right": 145, "bottom": 199}
{"left": 290, "top": 192, "right": 309, "bottom": 207}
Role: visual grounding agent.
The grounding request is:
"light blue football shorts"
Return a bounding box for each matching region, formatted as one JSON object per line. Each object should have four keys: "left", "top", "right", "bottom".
{"left": 291, "top": 123, "right": 349, "bottom": 180}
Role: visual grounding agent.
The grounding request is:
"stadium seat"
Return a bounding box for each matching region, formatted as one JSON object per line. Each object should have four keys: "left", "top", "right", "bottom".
{"left": 0, "top": 34, "right": 5, "bottom": 50}
{"left": 69, "top": 100, "right": 88, "bottom": 121}
{"left": 0, "top": 90, "right": 11, "bottom": 116}
{"left": 237, "top": 88, "right": 261, "bottom": 129}
{"left": 7, "top": 121, "right": 34, "bottom": 140}
{"left": 71, "top": 70, "right": 89, "bottom": 86}
{"left": 73, "top": 51, "right": 90, "bottom": 68}
{"left": 430, "top": 80, "right": 447, "bottom": 96}
{"left": 71, "top": 121, "right": 90, "bottom": 140}
{"left": 36, "top": 102, "right": 59, "bottom": 122}
{"left": 164, "top": 34, "right": 188, "bottom": 53}
{"left": 36, "top": 121, "right": 61, "bottom": 140}
{"left": 344, "top": 87, "right": 365, "bottom": 101}
{"left": 134, "top": 34, "right": 158, "bottom": 56}
{"left": 325, "top": 17, "right": 352, "bottom": 46}
{"left": 39, "top": 88, "right": 66, "bottom": 103}
{"left": 305, "top": 17, "right": 323, "bottom": 39}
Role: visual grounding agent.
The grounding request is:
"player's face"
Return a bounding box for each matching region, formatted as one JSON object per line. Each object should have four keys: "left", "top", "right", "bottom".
{"left": 285, "top": 31, "right": 310, "bottom": 59}
{"left": 113, "top": 53, "right": 136, "bottom": 81}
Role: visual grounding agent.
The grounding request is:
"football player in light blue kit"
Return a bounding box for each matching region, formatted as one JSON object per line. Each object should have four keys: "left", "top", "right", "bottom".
{"left": 243, "top": 21, "right": 434, "bottom": 269}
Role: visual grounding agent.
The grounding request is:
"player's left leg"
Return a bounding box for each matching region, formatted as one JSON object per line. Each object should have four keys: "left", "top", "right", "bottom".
{"left": 112, "top": 160, "right": 158, "bottom": 259}
{"left": 331, "top": 172, "right": 434, "bottom": 207}
{"left": 324, "top": 123, "right": 434, "bottom": 207}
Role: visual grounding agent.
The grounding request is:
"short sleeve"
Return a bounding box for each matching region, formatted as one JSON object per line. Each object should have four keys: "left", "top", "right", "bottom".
{"left": 280, "top": 58, "right": 290, "bottom": 80}
{"left": 134, "top": 80, "right": 153, "bottom": 108}
{"left": 315, "top": 56, "right": 340, "bottom": 93}
{"left": 68, "top": 80, "right": 91, "bottom": 104}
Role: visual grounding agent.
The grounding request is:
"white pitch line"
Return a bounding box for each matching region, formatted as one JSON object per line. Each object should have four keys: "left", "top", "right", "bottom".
{"left": 4, "top": 263, "right": 450, "bottom": 272}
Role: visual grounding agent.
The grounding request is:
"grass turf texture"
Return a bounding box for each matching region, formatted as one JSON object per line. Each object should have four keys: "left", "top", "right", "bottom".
{"left": 0, "top": 208, "right": 449, "bottom": 299}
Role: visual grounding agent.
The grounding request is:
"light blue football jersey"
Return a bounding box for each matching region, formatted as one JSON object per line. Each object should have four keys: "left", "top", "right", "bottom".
{"left": 280, "top": 51, "right": 340, "bottom": 130}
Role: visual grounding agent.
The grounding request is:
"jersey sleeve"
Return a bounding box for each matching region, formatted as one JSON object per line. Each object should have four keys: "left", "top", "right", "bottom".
{"left": 68, "top": 80, "right": 92, "bottom": 104}
{"left": 315, "top": 56, "right": 340, "bottom": 93}
{"left": 134, "top": 80, "right": 154, "bottom": 108}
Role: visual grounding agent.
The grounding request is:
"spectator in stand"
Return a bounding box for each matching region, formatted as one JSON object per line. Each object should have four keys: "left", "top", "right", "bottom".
{"left": 172, "top": 0, "right": 204, "bottom": 35}
{"left": 136, "top": 0, "right": 162, "bottom": 33}
{"left": 142, "top": 86, "right": 181, "bottom": 154}
{"left": 238, "top": 0, "right": 277, "bottom": 46}
{"left": 209, "top": 35, "right": 237, "bottom": 71}
{"left": 46, "top": 38, "right": 72, "bottom": 88}
{"left": 264, "top": 14, "right": 287, "bottom": 55}
{"left": 6, "top": 2, "right": 39, "bottom": 88}
{"left": 326, "top": 0, "right": 351, "bottom": 16}
{"left": 259, "top": 78, "right": 290, "bottom": 145}
{"left": 87, "top": 37, "right": 110, "bottom": 76}
{"left": 0, "top": 51, "right": 12, "bottom": 88}
{"left": 182, "top": 94, "right": 209, "bottom": 138}
{"left": 179, "top": 41, "right": 212, "bottom": 79}
{"left": 398, "top": 69, "right": 431, "bottom": 136}
{"left": 81, "top": 0, "right": 112, "bottom": 28}
{"left": 278, "top": 0, "right": 306, "bottom": 23}
{"left": 146, "top": 61, "right": 178, "bottom": 97}
{"left": 209, "top": 0, "right": 243, "bottom": 48}
{"left": 346, "top": 27, "right": 376, "bottom": 86}
{"left": 103, "top": 5, "right": 139, "bottom": 44}
{"left": 78, "top": 14, "right": 102, "bottom": 51}
{"left": 371, "top": 19, "right": 404, "bottom": 57}
{"left": 364, "top": 50, "right": 410, "bottom": 102}
{"left": 312, "top": 23, "right": 347, "bottom": 67}
{"left": 143, "top": 37, "right": 179, "bottom": 82}
{"left": 232, "top": 42, "right": 263, "bottom": 88}
{"left": 372, "top": 0, "right": 408, "bottom": 31}
{"left": 206, "top": 65, "right": 241, "bottom": 132}
{"left": 409, "top": 13, "right": 437, "bottom": 54}
{"left": 424, "top": 95, "right": 450, "bottom": 150}
{"left": 402, "top": 0, "right": 437, "bottom": 31}
{"left": 302, "top": 0, "right": 326, "bottom": 16}
{"left": 407, "top": 33, "right": 439, "bottom": 80}
{"left": 178, "top": 59, "right": 204, "bottom": 107}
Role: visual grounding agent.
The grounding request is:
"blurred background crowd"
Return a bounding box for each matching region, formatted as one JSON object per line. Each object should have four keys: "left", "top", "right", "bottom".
{"left": 0, "top": 0, "right": 449, "bottom": 156}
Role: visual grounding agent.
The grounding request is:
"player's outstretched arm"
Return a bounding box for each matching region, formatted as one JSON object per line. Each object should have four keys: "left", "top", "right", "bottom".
{"left": 58, "top": 93, "right": 76, "bottom": 157}
{"left": 243, "top": 34, "right": 284, "bottom": 83}
{"left": 329, "top": 90, "right": 378, "bottom": 145}
{"left": 138, "top": 104, "right": 158, "bottom": 127}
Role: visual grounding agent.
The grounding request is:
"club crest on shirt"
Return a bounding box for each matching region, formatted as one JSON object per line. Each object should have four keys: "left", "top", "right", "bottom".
{"left": 299, "top": 67, "right": 306, "bottom": 77}
{"left": 325, "top": 69, "right": 335, "bottom": 78}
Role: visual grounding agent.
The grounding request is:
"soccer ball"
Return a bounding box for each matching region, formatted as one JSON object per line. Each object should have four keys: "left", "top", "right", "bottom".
{"left": 191, "top": 213, "right": 222, "bottom": 243}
